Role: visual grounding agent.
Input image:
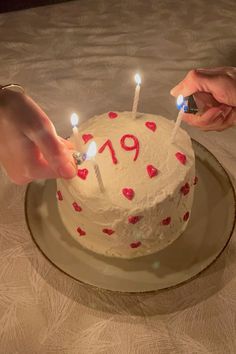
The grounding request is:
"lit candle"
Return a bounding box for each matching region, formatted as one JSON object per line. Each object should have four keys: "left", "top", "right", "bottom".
{"left": 70, "top": 113, "right": 81, "bottom": 151}
{"left": 170, "top": 95, "right": 184, "bottom": 144}
{"left": 132, "top": 73, "right": 141, "bottom": 119}
{"left": 176, "top": 94, "right": 184, "bottom": 110}
{"left": 87, "top": 141, "right": 105, "bottom": 193}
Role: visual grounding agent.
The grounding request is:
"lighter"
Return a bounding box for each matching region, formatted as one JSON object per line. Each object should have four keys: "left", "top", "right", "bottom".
{"left": 72, "top": 151, "right": 87, "bottom": 165}
{"left": 176, "top": 94, "right": 199, "bottom": 114}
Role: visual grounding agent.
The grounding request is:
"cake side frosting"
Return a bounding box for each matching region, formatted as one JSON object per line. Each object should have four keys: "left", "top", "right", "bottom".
{"left": 56, "top": 111, "right": 196, "bottom": 258}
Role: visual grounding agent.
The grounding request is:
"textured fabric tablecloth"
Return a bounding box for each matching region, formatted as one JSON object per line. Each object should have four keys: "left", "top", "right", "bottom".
{"left": 0, "top": 1, "right": 236, "bottom": 353}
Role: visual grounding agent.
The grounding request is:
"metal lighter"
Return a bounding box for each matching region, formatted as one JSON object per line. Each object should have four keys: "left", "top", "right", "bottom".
{"left": 72, "top": 152, "right": 87, "bottom": 165}
{"left": 183, "top": 95, "right": 199, "bottom": 114}
{"left": 177, "top": 94, "right": 199, "bottom": 114}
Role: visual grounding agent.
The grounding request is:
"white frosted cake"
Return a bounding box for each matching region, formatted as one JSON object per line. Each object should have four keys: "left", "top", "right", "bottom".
{"left": 56, "top": 111, "right": 196, "bottom": 259}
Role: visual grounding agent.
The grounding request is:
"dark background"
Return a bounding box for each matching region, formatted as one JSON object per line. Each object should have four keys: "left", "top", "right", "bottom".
{"left": 0, "top": 0, "right": 73, "bottom": 13}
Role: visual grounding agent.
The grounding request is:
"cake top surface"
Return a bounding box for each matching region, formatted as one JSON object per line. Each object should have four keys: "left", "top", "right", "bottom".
{"left": 62, "top": 111, "right": 195, "bottom": 211}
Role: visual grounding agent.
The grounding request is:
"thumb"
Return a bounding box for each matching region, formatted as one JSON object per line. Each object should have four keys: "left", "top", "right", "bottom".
{"left": 29, "top": 123, "right": 77, "bottom": 179}
{"left": 170, "top": 69, "right": 236, "bottom": 106}
{"left": 37, "top": 133, "right": 77, "bottom": 179}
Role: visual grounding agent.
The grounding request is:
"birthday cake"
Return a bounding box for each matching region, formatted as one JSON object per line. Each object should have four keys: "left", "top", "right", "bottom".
{"left": 56, "top": 111, "right": 196, "bottom": 259}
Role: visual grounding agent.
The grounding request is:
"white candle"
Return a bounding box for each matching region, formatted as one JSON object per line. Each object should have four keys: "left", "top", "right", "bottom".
{"left": 87, "top": 141, "right": 105, "bottom": 193}
{"left": 170, "top": 109, "right": 184, "bottom": 143}
{"left": 132, "top": 73, "right": 141, "bottom": 119}
{"left": 92, "top": 161, "right": 105, "bottom": 193}
{"left": 170, "top": 95, "right": 185, "bottom": 143}
{"left": 70, "top": 113, "right": 81, "bottom": 151}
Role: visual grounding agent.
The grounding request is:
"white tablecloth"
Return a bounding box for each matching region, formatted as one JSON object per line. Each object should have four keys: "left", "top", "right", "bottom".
{"left": 0, "top": 0, "right": 236, "bottom": 353}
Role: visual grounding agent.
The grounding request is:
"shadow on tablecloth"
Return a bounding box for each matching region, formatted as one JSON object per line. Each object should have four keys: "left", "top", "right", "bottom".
{"left": 26, "top": 233, "right": 236, "bottom": 318}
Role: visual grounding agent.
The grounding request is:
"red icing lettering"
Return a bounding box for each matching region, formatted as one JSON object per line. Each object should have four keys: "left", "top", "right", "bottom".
{"left": 77, "top": 168, "right": 89, "bottom": 180}
{"left": 82, "top": 134, "right": 93, "bottom": 144}
{"left": 108, "top": 111, "right": 118, "bottom": 119}
{"left": 161, "top": 217, "right": 171, "bottom": 225}
{"left": 180, "top": 182, "right": 190, "bottom": 196}
{"left": 102, "top": 228, "right": 115, "bottom": 235}
{"left": 77, "top": 227, "right": 86, "bottom": 236}
{"left": 147, "top": 164, "right": 158, "bottom": 178}
{"left": 175, "top": 152, "right": 187, "bottom": 165}
{"left": 57, "top": 191, "right": 63, "bottom": 201}
{"left": 122, "top": 188, "right": 135, "bottom": 200}
{"left": 98, "top": 139, "right": 118, "bottom": 164}
{"left": 130, "top": 241, "right": 142, "bottom": 248}
{"left": 72, "top": 202, "right": 82, "bottom": 212}
{"left": 145, "top": 121, "right": 156, "bottom": 132}
{"left": 120, "top": 134, "right": 140, "bottom": 161}
{"left": 183, "top": 212, "right": 190, "bottom": 221}
{"left": 128, "top": 216, "right": 143, "bottom": 224}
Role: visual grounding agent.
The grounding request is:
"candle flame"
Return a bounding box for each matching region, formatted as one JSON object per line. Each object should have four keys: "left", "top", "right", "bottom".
{"left": 87, "top": 141, "right": 97, "bottom": 159}
{"left": 70, "top": 113, "right": 79, "bottom": 127}
{"left": 176, "top": 95, "right": 184, "bottom": 110}
{"left": 134, "top": 73, "right": 141, "bottom": 85}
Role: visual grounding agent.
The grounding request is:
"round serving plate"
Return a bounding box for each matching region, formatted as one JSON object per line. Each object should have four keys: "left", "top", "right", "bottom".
{"left": 25, "top": 140, "right": 236, "bottom": 293}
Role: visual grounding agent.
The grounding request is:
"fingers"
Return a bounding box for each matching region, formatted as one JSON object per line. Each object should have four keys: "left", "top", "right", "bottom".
{"left": 170, "top": 67, "right": 236, "bottom": 106}
{"left": 0, "top": 91, "right": 77, "bottom": 183}
{"left": 1, "top": 135, "right": 80, "bottom": 185}
{"left": 194, "top": 67, "right": 236, "bottom": 79}
{"left": 193, "top": 92, "right": 219, "bottom": 111}
{"left": 32, "top": 130, "right": 76, "bottom": 179}
{"left": 12, "top": 95, "right": 77, "bottom": 179}
{"left": 182, "top": 104, "right": 236, "bottom": 131}
{"left": 59, "top": 137, "right": 74, "bottom": 150}
{"left": 0, "top": 135, "right": 59, "bottom": 185}
{"left": 32, "top": 129, "right": 76, "bottom": 178}
{"left": 170, "top": 67, "right": 236, "bottom": 132}
{"left": 210, "top": 108, "right": 236, "bottom": 131}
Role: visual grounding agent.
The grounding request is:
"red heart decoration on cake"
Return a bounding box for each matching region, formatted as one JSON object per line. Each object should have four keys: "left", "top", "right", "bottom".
{"left": 161, "top": 217, "right": 171, "bottom": 226}
{"left": 108, "top": 111, "right": 118, "bottom": 119}
{"left": 56, "top": 190, "right": 63, "bottom": 201}
{"left": 77, "top": 168, "right": 89, "bottom": 180}
{"left": 128, "top": 216, "right": 143, "bottom": 224}
{"left": 102, "top": 228, "right": 115, "bottom": 235}
{"left": 146, "top": 164, "right": 158, "bottom": 178}
{"left": 180, "top": 182, "right": 190, "bottom": 196}
{"left": 193, "top": 176, "right": 198, "bottom": 185}
{"left": 72, "top": 202, "right": 82, "bottom": 212}
{"left": 145, "top": 121, "right": 156, "bottom": 132}
{"left": 77, "top": 227, "right": 86, "bottom": 236}
{"left": 175, "top": 152, "right": 187, "bottom": 165}
{"left": 82, "top": 134, "right": 93, "bottom": 144}
{"left": 183, "top": 211, "right": 190, "bottom": 221}
{"left": 122, "top": 188, "right": 135, "bottom": 200}
{"left": 130, "top": 241, "right": 142, "bottom": 248}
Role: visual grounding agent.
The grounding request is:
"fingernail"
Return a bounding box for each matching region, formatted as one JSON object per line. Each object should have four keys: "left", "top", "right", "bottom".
{"left": 195, "top": 68, "right": 217, "bottom": 76}
{"left": 195, "top": 68, "right": 207, "bottom": 73}
{"left": 58, "top": 161, "right": 76, "bottom": 179}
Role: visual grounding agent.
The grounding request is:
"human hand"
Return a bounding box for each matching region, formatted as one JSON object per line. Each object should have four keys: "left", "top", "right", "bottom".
{"left": 170, "top": 67, "right": 236, "bottom": 131}
{"left": 0, "top": 89, "right": 77, "bottom": 184}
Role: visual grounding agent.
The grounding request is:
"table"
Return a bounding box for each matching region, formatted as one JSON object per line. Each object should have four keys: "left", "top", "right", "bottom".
{"left": 0, "top": 0, "right": 236, "bottom": 352}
